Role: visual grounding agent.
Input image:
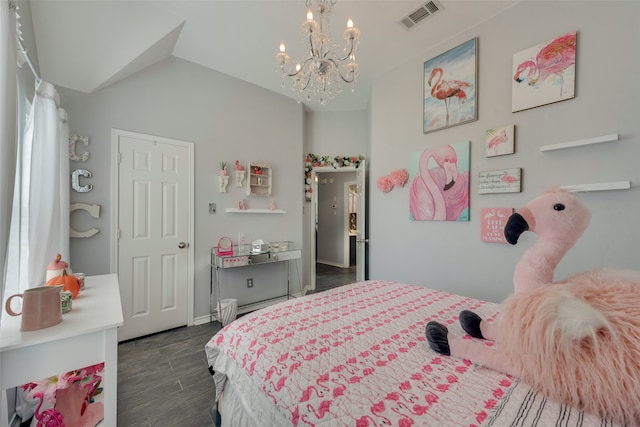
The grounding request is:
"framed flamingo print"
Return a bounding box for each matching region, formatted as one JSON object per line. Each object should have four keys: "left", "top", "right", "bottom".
{"left": 485, "top": 124, "right": 515, "bottom": 157}
{"left": 409, "top": 141, "right": 470, "bottom": 221}
{"left": 512, "top": 31, "right": 576, "bottom": 112}
{"left": 423, "top": 38, "right": 477, "bottom": 134}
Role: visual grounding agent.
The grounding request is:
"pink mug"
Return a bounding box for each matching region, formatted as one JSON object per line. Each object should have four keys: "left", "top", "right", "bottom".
{"left": 5, "top": 286, "right": 63, "bottom": 331}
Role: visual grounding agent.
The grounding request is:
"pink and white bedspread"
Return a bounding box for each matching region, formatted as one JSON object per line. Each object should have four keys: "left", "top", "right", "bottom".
{"left": 205, "top": 280, "right": 621, "bottom": 427}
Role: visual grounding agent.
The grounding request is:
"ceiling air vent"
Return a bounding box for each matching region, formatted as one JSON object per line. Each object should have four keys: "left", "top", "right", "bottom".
{"left": 399, "top": 1, "right": 443, "bottom": 30}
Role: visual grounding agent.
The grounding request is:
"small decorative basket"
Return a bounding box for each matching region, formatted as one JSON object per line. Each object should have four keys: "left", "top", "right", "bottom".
{"left": 220, "top": 298, "right": 238, "bottom": 326}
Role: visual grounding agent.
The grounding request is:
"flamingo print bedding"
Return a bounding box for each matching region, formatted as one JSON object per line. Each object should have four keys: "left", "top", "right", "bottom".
{"left": 205, "top": 280, "right": 621, "bottom": 426}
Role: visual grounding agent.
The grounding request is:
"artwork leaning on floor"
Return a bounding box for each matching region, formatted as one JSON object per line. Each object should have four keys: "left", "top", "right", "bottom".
{"left": 423, "top": 38, "right": 477, "bottom": 134}
{"left": 409, "top": 141, "right": 470, "bottom": 222}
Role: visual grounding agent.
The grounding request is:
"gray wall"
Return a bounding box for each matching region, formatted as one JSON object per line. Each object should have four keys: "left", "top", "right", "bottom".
{"left": 369, "top": 1, "right": 640, "bottom": 303}
{"left": 59, "top": 57, "right": 303, "bottom": 319}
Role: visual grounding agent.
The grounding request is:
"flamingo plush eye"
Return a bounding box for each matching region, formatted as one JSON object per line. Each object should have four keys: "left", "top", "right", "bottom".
{"left": 553, "top": 203, "right": 565, "bottom": 211}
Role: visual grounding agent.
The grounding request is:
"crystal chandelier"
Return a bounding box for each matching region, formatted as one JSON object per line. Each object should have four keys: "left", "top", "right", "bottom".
{"left": 276, "top": 0, "right": 360, "bottom": 105}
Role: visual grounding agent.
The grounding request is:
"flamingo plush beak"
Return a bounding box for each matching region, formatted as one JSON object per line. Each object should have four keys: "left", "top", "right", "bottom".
{"left": 504, "top": 212, "right": 529, "bottom": 245}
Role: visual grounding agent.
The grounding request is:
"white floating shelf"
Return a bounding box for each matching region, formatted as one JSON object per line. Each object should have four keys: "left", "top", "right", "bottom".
{"left": 559, "top": 181, "right": 631, "bottom": 192}
{"left": 226, "top": 208, "right": 286, "bottom": 214}
{"left": 540, "top": 133, "right": 619, "bottom": 152}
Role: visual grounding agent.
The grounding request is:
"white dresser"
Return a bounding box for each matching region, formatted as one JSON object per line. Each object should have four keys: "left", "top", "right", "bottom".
{"left": 1, "top": 274, "right": 123, "bottom": 426}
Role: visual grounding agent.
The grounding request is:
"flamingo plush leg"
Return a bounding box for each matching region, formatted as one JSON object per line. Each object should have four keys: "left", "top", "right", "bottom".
{"left": 459, "top": 311, "right": 498, "bottom": 341}
{"left": 480, "top": 321, "right": 498, "bottom": 341}
{"left": 449, "top": 336, "right": 518, "bottom": 376}
{"left": 427, "top": 321, "right": 518, "bottom": 376}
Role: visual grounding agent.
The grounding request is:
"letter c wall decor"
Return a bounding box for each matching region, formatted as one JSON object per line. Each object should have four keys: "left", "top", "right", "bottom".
{"left": 69, "top": 135, "right": 90, "bottom": 161}
{"left": 70, "top": 203, "right": 100, "bottom": 238}
{"left": 72, "top": 169, "right": 93, "bottom": 192}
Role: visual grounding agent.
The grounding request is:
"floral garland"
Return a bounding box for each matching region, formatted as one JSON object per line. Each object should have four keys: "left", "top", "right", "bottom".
{"left": 304, "top": 153, "right": 365, "bottom": 201}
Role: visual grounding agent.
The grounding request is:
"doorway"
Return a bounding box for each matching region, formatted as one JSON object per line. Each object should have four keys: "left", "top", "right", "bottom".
{"left": 309, "top": 163, "right": 366, "bottom": 293}
{"left": 111, "top": 129, "right": 194, "bottom": 341}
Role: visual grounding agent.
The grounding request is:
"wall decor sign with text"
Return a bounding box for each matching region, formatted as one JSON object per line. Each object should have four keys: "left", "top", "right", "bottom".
{"left": 480, "top": 207, "right": 514, "bottom": 244}
{"left": 512, "top": 31, "right": 576, "bottom": 112}
{"left": 479, "top": 168, "right": 522, "bottom": 194}
{"left": 423, "top": 38, "right": 477, "bottom": 134}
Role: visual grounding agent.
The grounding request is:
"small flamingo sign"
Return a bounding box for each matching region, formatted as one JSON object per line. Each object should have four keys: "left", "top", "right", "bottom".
{"left": 479, "top": 168, "right": 522, "bottom": 194}
{"left": 485, "top": 125, "right": 515, "bottom": 157}
{"left": 481, "top": 208, "right": 514, "bottom": 244}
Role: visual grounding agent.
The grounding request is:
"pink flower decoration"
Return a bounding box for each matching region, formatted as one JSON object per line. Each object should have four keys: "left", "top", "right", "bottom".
{"left": 377, "top": 176, "right": 394, "bottom": 193}
{"left": 390, "top": 168, "right": 409, "bottom": 187}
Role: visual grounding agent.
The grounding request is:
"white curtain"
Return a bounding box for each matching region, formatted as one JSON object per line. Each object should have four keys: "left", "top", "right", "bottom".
{"left": 1, "top": 0, "right": 18, "bottom": 306}
{"left": 17, "top": 80, "right": 70, "bottom": 290}
{"left": 58, "top": 108, "right": 70, "bottom": 264}
{"left": 1, "top": 0, "right": 18, "bottom": 422}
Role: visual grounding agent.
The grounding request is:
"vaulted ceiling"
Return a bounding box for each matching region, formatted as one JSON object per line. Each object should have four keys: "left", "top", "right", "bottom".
{"left": 28, "top": 1, "right": 519, "bottom": 112}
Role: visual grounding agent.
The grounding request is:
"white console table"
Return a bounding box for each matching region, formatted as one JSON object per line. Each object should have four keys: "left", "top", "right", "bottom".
{"left": 1, "top": 274, "right": 123, "bottom": 427}
{"left": 211, "top": 245, "right": 301, "bottom": 320}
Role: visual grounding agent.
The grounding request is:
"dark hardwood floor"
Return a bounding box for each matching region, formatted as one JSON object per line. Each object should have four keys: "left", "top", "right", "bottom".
{"left": 117, "top": 322, "right": 221, "bottom": 426}
{"left": 116, "top": 266, "right": 354, "bottom": 426}
{"left": 312, "top": 263, "right": 357, "bottom": 293}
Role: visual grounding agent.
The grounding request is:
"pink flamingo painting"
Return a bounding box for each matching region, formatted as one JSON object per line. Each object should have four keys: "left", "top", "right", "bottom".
{"left": 514, "top": 32, "right": 576, "bottom": 96}
{"left": 428, "top": 68, "right": 471, "bottom": 126}
{"left": 486, "top": 128, "right": 508, "bottom": 155}
{"left": 410, "top": 144, "right": 469, "bottom": 221}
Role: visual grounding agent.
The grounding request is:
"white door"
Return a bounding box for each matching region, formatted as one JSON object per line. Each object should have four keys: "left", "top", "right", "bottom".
{"left": 112, "top": 129, "right": 194, "bottom": 341}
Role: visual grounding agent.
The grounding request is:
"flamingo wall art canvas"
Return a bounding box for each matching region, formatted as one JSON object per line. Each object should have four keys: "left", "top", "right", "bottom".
{"left": 423, "top": 38, "right": 477, "bottom": 134}
{"left": 512, "top": 31, "right": 577, "bottom": 112}
{"left": 485, "top": 124, "right": 515, "bottom": 157}
{"left": 409, "top": 141, "right": 470, "bottom": 221}
{"left": 479, "top": 168, "right": 522, "bottom": 194}
{"left": 480, "top": 207, "right": 514, "bottom": 244}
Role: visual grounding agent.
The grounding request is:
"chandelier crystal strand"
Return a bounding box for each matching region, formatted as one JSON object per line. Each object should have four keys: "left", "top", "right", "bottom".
{"left": 276, "top": 0, "right": 360, "bottom": 105}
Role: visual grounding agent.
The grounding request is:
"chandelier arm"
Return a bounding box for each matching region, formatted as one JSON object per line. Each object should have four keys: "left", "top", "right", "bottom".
{"left": 332, "top": 42, "right": 355, "bottom": 62}
{"left": 285, "top": 57, "right": 315, "bottom": 78}
{"left": 301, "top": 76, "right": 312, "bottom": 91}
{"left": 307, "top": 34, "right": 320, "bottom": 60}
{"left": 326, "top": 58, "right": 356, "bottom": 83}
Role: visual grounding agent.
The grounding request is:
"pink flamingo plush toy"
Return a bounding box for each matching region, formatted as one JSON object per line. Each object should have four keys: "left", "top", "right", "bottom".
{"left": 426, "top": 189, "right": 640, "bottom": 424}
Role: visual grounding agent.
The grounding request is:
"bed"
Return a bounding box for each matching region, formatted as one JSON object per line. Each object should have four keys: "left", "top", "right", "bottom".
{"left": 205, "top": 280, "right": 621, "bottom": 426}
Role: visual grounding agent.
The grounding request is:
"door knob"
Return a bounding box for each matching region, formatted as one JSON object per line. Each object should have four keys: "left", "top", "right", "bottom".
{"left": 178, "top": 242, "right": 188, "bottom": 249}
{"left": 356, "top": 238, "right": 369, "bottom": 244}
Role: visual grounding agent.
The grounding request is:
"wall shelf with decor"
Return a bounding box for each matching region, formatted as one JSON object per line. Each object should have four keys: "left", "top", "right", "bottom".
{"left": 247, "top": 162, "right": 272, "bottom": 196}
{"left": 226, "top": 208, "right": 286, "bottom": 214}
